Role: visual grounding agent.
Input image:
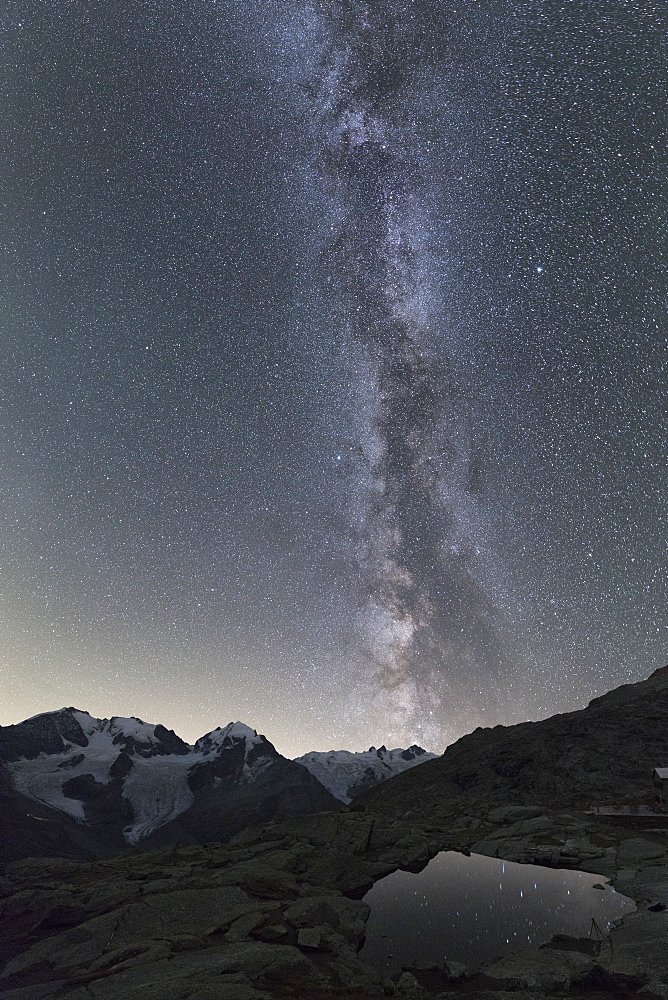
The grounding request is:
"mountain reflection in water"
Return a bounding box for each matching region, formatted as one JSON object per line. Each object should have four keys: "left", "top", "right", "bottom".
{"left": 359, "top": 852, "right": 635, "bottom": 974}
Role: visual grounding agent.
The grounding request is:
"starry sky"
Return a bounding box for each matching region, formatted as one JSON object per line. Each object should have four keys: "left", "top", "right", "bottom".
{"left": 1, "top": 0, "right": 666, "bottom": 757}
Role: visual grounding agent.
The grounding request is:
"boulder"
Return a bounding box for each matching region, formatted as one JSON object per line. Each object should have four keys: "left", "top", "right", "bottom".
{"left": 394, "top": 970, "right": 430, "bottom": 998}
{"left": 480, "top": 946, "right": 594, "bottom": 992}
{"left": 225, "top": 911, "right": 268, "bottom": 942}
{"left": 252, "top": 922, "right": 288, "bottom": 941}
{"left": 442, "top": 959, "right": 468, "bottom": 979}
{"left": 296, "top": 926, "right": 321, "bottom": 949}
{"left": 617, "top": 838, "right": 667, "bottom": 867}
{"left": 284, "top": 893, "right": 369, "bottom": 944}
{"left": 598, "top": 909, "right": 668, "bottom": 985}
{"left": 208, "top": 941, "right": 327, "bottom": 990}
{"left": 331, "top": 952, "right": 384, "bottom": 991}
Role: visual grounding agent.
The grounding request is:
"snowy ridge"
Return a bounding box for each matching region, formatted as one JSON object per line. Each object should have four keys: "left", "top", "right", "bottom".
{"left": 6, "top": 709, "right": 273, "bottom": 843}
{"left": 5, "top": 708, "right": 425, "bottom": 846}
{"left": 195, "top": 721, "right": 262, "bottom": 754}
{"left": 72, "top": 711, "right": 160, "bottom": 746}
{"left": 294, "top": 745, "right": 437, "bottom": 803}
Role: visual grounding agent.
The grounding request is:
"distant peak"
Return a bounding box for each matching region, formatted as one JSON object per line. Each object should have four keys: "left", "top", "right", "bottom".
{"left": 194, "top": 721, "right": 263, "bottom": 754}
{"left": 294, "top": 743, "right": 438, "bottom": 803}
{"left": 208, "top": 721, "right": 258, "bottom": 741}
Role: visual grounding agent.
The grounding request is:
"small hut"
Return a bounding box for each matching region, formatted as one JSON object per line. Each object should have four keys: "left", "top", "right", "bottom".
{"left": 653, "top": 768, "right": 668, "bottom": 806}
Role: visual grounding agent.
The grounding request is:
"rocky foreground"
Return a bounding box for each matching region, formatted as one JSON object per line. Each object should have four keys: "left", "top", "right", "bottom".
{"left": 2, "top": 671, "right": 668, "bottom": 999}
{"left": 2, "top": 808, "right": 668, "bottom": 1000}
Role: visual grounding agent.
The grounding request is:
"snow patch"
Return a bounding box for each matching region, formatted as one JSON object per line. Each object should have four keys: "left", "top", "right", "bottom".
{"left": 240, "top": 750, "right": 274, "bottom": 785}
{"left": 110, "top": 716, "right": 159, "bottom": 743}
{"left": 71, "top": 711, "right": 158, "bottom": 745}
{"left": 71, "top": 710, "right": 102, "bottom": 737}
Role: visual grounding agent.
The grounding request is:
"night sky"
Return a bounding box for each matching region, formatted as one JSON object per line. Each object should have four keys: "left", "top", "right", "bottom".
{"left": 1, "top": 1, "right": 666, "bottom": 757}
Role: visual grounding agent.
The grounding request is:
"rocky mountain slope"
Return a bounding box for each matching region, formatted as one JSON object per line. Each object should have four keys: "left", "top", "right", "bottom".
{"left": 294, "top": 744, "right": 437, "bottom": 803}
{"left": 0, "top": 708, "right": 340, "bottom": 863}
{"left": 355, "top": 668, "right": 668, "bottom": 822}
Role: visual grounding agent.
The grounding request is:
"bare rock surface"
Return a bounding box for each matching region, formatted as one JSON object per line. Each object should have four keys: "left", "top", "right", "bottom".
{"left": 597, "top": 909, "right": 668, "bottom": 986}
{"left": 4, "top": 813, "right": 668, "bottom": 1000}
{"left": 479, "top": 947, "right": 595, "bottom": 992}
{"left": 0, "top": 827, "right": 397, "bottom": 1000}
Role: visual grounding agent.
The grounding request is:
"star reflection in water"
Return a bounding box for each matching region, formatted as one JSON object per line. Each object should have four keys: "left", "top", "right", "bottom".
{"left": 359, "top": 851, "right": 635, "bottom": 974}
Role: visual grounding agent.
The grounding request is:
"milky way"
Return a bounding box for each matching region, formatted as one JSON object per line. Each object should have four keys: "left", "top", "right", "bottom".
{"left": 306, "top": 1, "right": 520, "bottom": 738}
{"left": 0, "top": 1, "right": 666, "bottom": 755}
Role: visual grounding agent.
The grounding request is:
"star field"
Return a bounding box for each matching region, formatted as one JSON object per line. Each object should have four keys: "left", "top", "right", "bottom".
{"left": 1, "top": 1, "right": 666, "bottom": 757}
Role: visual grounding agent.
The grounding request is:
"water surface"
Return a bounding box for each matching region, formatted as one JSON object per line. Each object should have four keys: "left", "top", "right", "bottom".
{"left": 360, "top": 851, "right": 635, "bottom": 974}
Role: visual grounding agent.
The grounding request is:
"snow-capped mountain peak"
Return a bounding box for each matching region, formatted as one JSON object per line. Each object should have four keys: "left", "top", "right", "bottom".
{"left": 1, "top": 709, "right": 293, "bottom": 846}
{"left": 69, "top": 711, "right": 171, "bottom": 754}
{"left": 194, "top": 721, "right": 262, "bottom": 755}
{"left": 294, "top": 744, "right": 437, "bottom": 803}
{"left": 1, "top": 707, "right": 432, "bottom": 859}
{"left": 0, "top": 706, "right": 192, "bottom": 763}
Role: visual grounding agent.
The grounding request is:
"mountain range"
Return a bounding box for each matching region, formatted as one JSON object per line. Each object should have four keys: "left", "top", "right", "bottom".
{"left": 2, "top": 672, "right": 668, "bottom": 1000}
{"left": 0, "top": 706, "right": 434, "bottom": 863}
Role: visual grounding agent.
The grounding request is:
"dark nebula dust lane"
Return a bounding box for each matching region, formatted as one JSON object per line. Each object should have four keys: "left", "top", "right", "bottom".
{"left": 304, "top": 0, "right": 558, "bottom": 737}
{"left": 0, "top": 0, "right": 666, "bottom": 754}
